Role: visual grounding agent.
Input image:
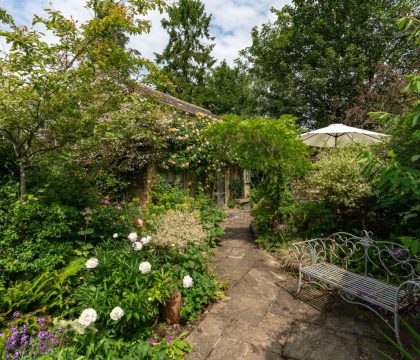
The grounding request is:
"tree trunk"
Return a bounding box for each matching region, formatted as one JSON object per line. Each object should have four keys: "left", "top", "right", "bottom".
{"left": 19, "top": 163, "right": 27, "bottom": 195}
{"left": 141, "top": 162, "right": 157, "bottom": 205}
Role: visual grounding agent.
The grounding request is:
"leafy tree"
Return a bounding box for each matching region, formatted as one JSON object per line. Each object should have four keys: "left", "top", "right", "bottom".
{"left": 243, "top": 0, "right": 418, "bottom": 128}
{"left": 203, "top": 60, "right": 250, "bottom": 115}
{"left": 0, "top": 0, "right": 164, "bottom": 194}
{"left": 344, "top": 64, "right": 412, "bottom": 129}
{"left": 89, "top": 0, "right": 129, "bottom": 48}
{"left": 155, "top": 0, "right": 215, "bottom": 105}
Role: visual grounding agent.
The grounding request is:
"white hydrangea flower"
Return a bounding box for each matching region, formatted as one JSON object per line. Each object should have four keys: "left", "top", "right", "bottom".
{"left": 140, "top": 236, "right": 151, "bottom": 245}
{"left": 85, "top": 258, "right": 99, "bottom": 269}
{"left": 139, "top": 261, "right": 151, "bottom": 274}
{"left": 128, "top": 232, "right": 138, "bottom": 243}
{"left": 133, "top": 242, "right": 143, "bottom": 251}
{"left": 110, "top": 307, "right": 124, "bottom": 321}
{"left": 183, "top": 275, "right": 194, "bottom": 288}
{"left": 78, "top": 308, "right": 98, "bottom": 327}
{"left": 113, "top": 233, "right": 118, "bottom": 239}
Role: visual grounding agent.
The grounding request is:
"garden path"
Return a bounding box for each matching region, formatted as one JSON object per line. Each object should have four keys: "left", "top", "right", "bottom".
{"left": 185, "top": 210, "right": 401, "bottom": 360}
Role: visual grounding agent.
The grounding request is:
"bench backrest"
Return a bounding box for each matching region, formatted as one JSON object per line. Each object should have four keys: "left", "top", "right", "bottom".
{"left": 295, "top": 231, "right": 419, "bottom": 284}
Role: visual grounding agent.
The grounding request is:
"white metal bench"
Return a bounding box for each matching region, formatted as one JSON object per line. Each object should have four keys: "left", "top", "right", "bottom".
{"left": 290, "top": 232, "right": 419, "bottom": 345}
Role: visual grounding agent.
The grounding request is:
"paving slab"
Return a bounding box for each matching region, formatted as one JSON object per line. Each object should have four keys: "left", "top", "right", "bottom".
{"left": 207, "top": 337, "right": 249, "bottom": 360}
{"left": 283, "top": 322, "right": 360, "bottom": 360}
{"left": 243, "top": 346, "right": 284, "bottom": 360}
{"left": 186, "top": 314, "right": 231, "bottom": 357}
{"left": 224, "top": 319, "right": 283, "bottom": 354}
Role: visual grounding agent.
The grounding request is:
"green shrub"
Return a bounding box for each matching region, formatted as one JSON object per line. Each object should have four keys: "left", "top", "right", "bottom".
{"left": 279, "top": 200, "right": 338, "bottom": 239}
{"left": 46, "top": 334, "right": 191, "bottom": 359}
{"left": 0, "top": 183, "right": 80, "bottom": 283}
{"left": 79, "top": 201, "right": 143, "bottom": 245}
{"left": 0, "top": 259, "right": 84, "bottom": 317}
{"left": 309, "top": 146, "right": 375, "bottom": 211}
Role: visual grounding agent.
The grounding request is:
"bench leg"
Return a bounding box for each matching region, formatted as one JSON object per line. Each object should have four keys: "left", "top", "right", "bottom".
{"left": 297, "top": 269, "right": 302, "bottom": 293}
{"left": 394, "top": 313, "right": 402, "bottom": 347}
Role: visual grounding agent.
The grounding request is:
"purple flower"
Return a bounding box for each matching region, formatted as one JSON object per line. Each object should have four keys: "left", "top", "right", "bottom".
{"left": 149, "top": 338, "right": 156, "bottom": 346}
{"left": 37, "top": 317, "right": 46, "bottom": 327}
{"left": 13, "top": 350, "right": 20, "bottom": 359}
{"left": 12, "top": 311, "right": 20, "bottom": 319}
{"left": 5, "top": 336, "right": 18, "bottom": 351}
{"left": 167, "top": 337, "right": 173, "bottom": 343}
{"left": 53, "top": 338, "right": 60, "bottom": 347}
{"left": 20, "top": 334, "right": 29, "bottom": 346}
{"left": 0, "top": 332, "right": 4, "bottom": 337}
{"left": 56, "top": 326, "right": 63, "bottom": 333}
{"left": 38, "top": 330, "right": 53, "bottom": 341}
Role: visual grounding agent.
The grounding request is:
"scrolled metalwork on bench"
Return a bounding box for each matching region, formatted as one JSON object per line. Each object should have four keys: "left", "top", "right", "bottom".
{"left": 291, "top": 231, "right": 419, "bottom": 282}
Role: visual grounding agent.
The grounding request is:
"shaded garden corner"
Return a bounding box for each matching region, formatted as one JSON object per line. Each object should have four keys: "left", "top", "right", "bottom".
{"left": 186, "top": 210, "right": 414, "bottom": 360}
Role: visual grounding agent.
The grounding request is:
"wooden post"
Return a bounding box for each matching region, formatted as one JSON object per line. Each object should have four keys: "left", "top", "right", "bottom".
{"left": 243, "top": 169, "right": 251, "bottom": 199}
{"left": 224, "top": 167, "right": 230, "bottom": 208}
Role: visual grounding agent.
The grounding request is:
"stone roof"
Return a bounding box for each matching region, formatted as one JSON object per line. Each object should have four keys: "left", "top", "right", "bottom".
{"left": 136, "top": 84, "right": 219, "bottom": 120}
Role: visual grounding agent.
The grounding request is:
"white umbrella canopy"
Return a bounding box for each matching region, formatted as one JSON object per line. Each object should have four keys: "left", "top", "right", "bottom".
{"left": 300, "top": 123, "right": 389, "bottom": 148}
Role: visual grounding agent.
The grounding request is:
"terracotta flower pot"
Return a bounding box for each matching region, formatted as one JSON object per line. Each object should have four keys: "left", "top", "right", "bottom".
{"left": 159, "top": 292, "right": 182, "bottom": 325}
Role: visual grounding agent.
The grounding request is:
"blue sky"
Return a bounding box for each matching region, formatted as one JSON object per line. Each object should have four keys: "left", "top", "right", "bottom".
{"left": 0, "top": 0, "right": 291, "bottom": 64}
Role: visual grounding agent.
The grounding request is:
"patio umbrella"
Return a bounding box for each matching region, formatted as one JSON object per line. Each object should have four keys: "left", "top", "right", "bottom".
{"left": 300, "top": 123, "right": 389, "bottom": 148}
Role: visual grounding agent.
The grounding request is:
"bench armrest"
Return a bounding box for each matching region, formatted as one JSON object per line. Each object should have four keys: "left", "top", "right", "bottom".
{"left": 289, "top": 238, "right": 330, "bottom": 268}
{"left": 396, "top": 279, "right": 420, "bottom": 311}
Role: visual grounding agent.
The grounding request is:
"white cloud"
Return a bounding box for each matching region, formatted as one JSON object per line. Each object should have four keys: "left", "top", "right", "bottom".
{"left": 0, "top": 0, "right": 291, "bottom": 65}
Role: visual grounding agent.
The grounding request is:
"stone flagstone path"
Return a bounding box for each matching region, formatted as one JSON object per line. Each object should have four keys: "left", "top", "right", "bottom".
{"left": 186, "top": 210, "right": 402, "bottom": 360}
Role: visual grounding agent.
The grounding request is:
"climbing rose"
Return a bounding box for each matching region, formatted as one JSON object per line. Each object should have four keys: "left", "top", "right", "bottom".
{"left": 110, "top": 307, "right": 124, "bottom": 321}
{"left": 140, "top": 236, "right": 151, "bottom": 245}
{"left": 183, "top": 275, "right": 193, "bottom": 288}
{"left": 139, "top": 261, "right": 151, "bottom": 274}
{"left": 133, "top": 242, "right": 143, "bottom": 251}
{"left": 85, "top": 258, "right": 99, "bottom": 269}
{"left": 112, "top": 233, "right": 119, "bottom": 239}
{"left": 78, "top": 309, "right": 97, "bottom": 327}
{"left": 128, "top": 232, "right": 138, "bottom": 243}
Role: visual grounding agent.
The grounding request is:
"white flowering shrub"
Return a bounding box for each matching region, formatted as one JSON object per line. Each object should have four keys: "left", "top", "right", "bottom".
{"left": 74, "top": 240, "right": 179, "bottom": 337}
{"left": 154, "top": 211, "right": 208, "bottom": 251}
